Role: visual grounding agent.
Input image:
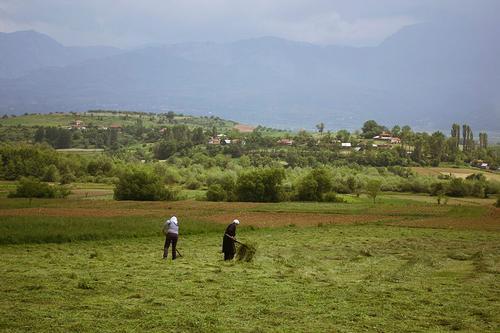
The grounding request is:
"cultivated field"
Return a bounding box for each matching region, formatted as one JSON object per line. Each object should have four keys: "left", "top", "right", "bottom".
{"left": 0, "top": 192, "right": 499, "bottom": 332}
{"left": 412, "top": 167, "right": 500, "bottom": 182}
{"left": 234, "top": 124, "right": 256, "bottom": 133}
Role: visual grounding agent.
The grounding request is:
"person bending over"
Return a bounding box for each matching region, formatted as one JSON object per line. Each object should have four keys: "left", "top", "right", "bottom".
{"left": 163, "top": 216, "right": 179, "bottom": 260}
{"left": 222, "top": 219, "right": 240, "bottom": 260}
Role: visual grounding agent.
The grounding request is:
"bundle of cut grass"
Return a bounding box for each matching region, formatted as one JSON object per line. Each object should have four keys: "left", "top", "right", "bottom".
{"left": 236, "top": 242, "right": 257, "bottom": 262}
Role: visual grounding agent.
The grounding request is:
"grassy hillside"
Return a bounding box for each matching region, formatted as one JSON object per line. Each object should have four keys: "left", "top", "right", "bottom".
{"left": 0, "top": 111, "right": 241, "bottom": 132}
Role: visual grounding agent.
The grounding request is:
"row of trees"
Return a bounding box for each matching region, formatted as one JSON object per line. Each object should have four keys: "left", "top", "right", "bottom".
{"left": 3, "top": 143, "right": 499, "bottom": 202}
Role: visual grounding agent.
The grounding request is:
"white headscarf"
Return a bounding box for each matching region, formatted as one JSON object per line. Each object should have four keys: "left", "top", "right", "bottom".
{"left": 233, "top": 219, "right": 240, "bottom": 225}
{"left": 170, "top": 216, "right": 178, "bottom": 225}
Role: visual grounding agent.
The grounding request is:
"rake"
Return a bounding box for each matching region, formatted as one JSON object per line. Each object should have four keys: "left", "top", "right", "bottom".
{"left": 226, "top": 234, "right": 257, "bottom": 262}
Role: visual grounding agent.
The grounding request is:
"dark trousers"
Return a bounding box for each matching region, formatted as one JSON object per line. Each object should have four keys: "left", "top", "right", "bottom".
{"left": 164, "top": 233, "right": 178, "bottom": 259}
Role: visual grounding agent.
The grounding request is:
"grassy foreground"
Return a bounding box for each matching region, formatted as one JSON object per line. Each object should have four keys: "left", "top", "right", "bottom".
{"left": 1, "top": 224, "right": 499, "bottom": 332}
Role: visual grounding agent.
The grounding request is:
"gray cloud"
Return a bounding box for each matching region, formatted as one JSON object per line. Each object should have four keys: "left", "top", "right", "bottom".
{"left": 0, "top": 0, "right": 497, "bottom": 47}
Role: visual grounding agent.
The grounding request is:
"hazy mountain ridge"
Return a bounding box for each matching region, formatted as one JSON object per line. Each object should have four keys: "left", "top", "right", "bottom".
{"left": 0, "top": 19, "right": 498, "bottom": 131}
{"left": 0, "top": 30, "right": 122, "bottom": 79}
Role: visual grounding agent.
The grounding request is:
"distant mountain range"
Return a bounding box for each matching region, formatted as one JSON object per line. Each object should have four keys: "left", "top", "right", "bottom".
{"left": 0, "top": 18, "right": 499, "bottom": 131}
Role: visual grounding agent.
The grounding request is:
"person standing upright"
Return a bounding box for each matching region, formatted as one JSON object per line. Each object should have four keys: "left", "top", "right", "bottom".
{"left": 163, "top": 216, "right": 179, "bottom": 260}
{"left": 222, "top": 219, "right": 240, "bottom": 260}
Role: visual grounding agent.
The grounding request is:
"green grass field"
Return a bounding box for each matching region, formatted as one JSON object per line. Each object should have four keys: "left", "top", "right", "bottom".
{"left": 0, "top": 225, "right": 498, "bottom": 332}
{"left": 0, "top": 193, "right": 499, "bottom": 332}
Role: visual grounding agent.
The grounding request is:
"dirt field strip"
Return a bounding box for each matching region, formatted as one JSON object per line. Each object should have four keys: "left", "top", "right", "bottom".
{"left": 234, "top": 124, "right": 256, "bottom": 133}
{"left": 412, "top": 167, "right": 500, "bottom": 182}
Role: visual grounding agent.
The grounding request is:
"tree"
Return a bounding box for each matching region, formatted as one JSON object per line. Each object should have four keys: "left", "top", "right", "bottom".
{"left": 462, "top": 124, "right": 474, "bottom": 152}
{"left": 166, "top": 111, "right": 175, "bottom": 123}
{"left": 391, "top": 125, "right": 401, "bottom": 137}
{"left": 451, "top": 123, "right": 460, "bottom": 148}
{"left": 336, "top": 129, "right": 350, "bottom": 143}
{"left": 400, "top": 125, "right": 413, "bottom": 151}
{"left": 191, "top": 127, "right": 206, "bottom": 145}
{"left": 429, "top": 131, "right": 446, "bottom": 164}
{"left": 54, "top": 128, "right": 72, "bottom": 149}
{"left": 153, "top": 140, "right": 178, "bottom": 159}
{"left": 365, "top": 179, "right": 382, "bottom": 204}
{"left": 34, "top": 127, "right": 45, "bottom": 143}
{"left": 361, "top": 120, "right": 385, "bottom": 139}
{"left": 479, "top": 132, "right": 488, "bottom": 149}
{"left": 316, "top": 123, "right": 325, "bottom": 135}
{"left": 411, "top": 135, "right": 425, "bottom": 163}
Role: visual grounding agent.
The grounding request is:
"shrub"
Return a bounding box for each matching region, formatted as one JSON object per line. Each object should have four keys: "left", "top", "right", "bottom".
{"left": 60, "top": 173, "right": 76, "bottom": 185}
{"left": 446, "top": 178, "right": 468, "bottom": 197}
{"left": 206, "top": 184, "right": 227, "bottom": 202}
{"left": 8, "top": 177, "right": 70, "bottom": 198}
{"left": 185, "top": 178, "right": 202, "bottom": 190}
{"left": 206, "top": 171, "right": 236, "bottom": 201}
{"left": 486, "top": 180, "right": 500, "bottom": 195}
{"left": 296, "top": 168, "right": 332, "bottom": 201}
{"left": 466, "top": 173, "right": 486, "bottom": 182}
{"left": 114, "top": 169, "right": 171, "bottom": 201}
{"left": 236, "top": 168, "right": 285, "bottom": 202}
{"left": 430, "top": 182, "right": 446, "bottom": 196}
{"left": 42, "top": 164, "right": 60, "bottom": 182}
{"left": 322, "top": 192, "right": 346, "bottom": 203}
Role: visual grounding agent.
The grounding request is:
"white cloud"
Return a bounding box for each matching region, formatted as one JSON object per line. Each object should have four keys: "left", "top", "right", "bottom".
{"left": 0, "top": 0, "right": 494, "bottom": 47}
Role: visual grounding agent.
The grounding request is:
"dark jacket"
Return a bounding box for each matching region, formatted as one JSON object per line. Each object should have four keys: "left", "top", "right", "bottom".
{"left": 222, "top": 222, "right": 237, "bottom": 254}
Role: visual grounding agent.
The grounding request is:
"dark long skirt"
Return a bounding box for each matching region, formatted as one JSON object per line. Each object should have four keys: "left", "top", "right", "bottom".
{"left": 222, "top": 223, "right": 236, "bottom": 260}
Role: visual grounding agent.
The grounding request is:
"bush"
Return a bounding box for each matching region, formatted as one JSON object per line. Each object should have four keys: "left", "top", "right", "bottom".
{"left": 486, "top": 180, "right": 500, "bottom": 195}
{"left": 236, "top": 168, "right": 285, "bottom": 202}
{"left": 114, "top": 169, "right": 171, "bottom": 201}
{"left": 60, "top": 173, "right": 76, "bottom": 185}
{"left": 207, "top": 172, "right": 236, "bottom": 201}
{"left": 206, "top": 184, "right": 227, "bottom": 202}
{"left": 322, "top": 192, "right": 346, "bottom": 203}
{"left": 42, "top": 164, "right": 60, "bottom": 182}
{"left": 446, "top": 178, "right": 468, "bottom": 197}
{"left": 296, "top": 168, "right": 332, "bottom": 201}
{"left": 430, "top": 182, "right": 446, "bottom": 196}
{"left": 185, "top": 178, "right": 202, "bottom": 190}
{"left": 8, "top": 177, "right": 70, "bottom": 198}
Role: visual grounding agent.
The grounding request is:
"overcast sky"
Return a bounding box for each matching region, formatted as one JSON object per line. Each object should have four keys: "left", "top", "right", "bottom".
{"left": 0, "top": 0, "right": 498, "bottom": 48}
